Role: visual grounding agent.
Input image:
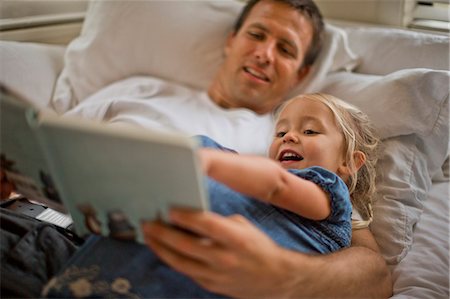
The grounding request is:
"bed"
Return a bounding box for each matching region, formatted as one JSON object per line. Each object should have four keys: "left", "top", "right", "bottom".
{"left": 1, "top": 1, "right": 448, "bottom": 298}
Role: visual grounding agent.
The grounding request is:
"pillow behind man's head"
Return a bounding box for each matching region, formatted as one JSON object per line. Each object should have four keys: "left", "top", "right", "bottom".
{"left": 52, "top": 0, "right": 358, "bottom": 114}
{"left": 52, "top": 1, "right": 242, "bottom": 112}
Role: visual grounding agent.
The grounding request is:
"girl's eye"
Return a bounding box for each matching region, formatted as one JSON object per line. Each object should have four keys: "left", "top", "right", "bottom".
{"left": 304, "top": 129, "right": 318, "bottom": 135}
{"left": 275, "top": 131, "right": 286, "bottom": 138}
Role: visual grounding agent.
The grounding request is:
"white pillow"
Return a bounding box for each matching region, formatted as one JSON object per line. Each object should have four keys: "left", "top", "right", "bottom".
{"left": 0, "top": 41, "right": 65, "bottom": 109}
{"left": 343, "top": 26, "right": 449, "bottom": 75}
{"left": 51, "top": 0, "right": 358, "bottom": 114}
{"left": 320, "top": 69, "right": 450, "bottom": 264}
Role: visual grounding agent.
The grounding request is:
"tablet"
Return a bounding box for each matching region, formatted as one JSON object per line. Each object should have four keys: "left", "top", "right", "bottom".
{"left": 1, "top": 87, "right": 209, "bottom": 242}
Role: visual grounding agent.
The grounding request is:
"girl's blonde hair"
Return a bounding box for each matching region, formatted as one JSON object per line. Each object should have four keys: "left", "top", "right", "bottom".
{"left": 276, "top": 93, "right": 380, "bottom": 221}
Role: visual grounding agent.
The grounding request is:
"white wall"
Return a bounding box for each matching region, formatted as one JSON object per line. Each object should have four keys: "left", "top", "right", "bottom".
{"left": 0, "top": 0, "right": 87, "bottom": 19}
{"left": 0, "top": 0, "right": 87, "bottom": 44}
{"left": 0, "top": 0, "right": 440, "bottom": 44}
{"left": 315, "top": 0, "right": 416, "bottom": 27}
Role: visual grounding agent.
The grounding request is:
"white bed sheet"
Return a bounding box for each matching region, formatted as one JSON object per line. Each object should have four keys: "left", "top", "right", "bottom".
{"left": 391, "top": 179, "right": 449, "bottom": 298}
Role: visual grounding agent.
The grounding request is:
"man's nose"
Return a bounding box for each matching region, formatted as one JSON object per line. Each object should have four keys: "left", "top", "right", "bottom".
{"left": 254, "top": 41, "right": 275, "bottom": 66}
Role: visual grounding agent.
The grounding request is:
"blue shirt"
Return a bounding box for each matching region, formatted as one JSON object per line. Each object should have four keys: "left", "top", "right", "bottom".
{"left": 207, "top": 166, "right": 352, "bottom": 254}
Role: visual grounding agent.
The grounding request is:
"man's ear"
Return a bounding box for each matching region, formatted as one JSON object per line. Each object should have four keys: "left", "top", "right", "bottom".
{"left": 338, "top": 151, "right": 366, "bottom": 176}
{"left": 225, "top": 32, "right": 236, "bottom": 56}
{"left": 296, "top": 65, "right": 311, "bottom": 84}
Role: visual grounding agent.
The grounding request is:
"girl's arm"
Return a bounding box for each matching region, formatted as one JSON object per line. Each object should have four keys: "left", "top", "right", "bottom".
{"left": 200, "top": 148, "right": 331, "bottom": 220}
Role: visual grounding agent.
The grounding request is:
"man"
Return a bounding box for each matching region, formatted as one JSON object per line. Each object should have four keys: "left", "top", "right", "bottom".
{"left": 141, "top": 0, "right": 392, "bottom": 298}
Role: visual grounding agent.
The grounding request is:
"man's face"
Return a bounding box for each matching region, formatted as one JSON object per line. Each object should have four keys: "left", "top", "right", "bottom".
{"left": 211, "top": 0, "right": 313, "bottom": 114}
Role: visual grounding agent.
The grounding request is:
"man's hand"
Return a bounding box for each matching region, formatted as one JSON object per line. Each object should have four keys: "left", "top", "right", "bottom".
{"left": 142, "top": 209, "right": 392, "bottom": 299}
{"left": 141, "top": 209, "right": 299, "bottom": 299}
{"left": 1, "top": 169, "right": 15, "bottom": 200}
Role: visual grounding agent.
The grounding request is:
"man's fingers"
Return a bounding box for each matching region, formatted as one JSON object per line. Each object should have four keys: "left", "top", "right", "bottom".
{"left": 168, "top": 209, "right": 255, "bottom": 249}
{"left": 143, "top": 230, "right": 242, "bottom": 295}
{"left": 143, "top": 232, "right": 213, "bottom": 279}
{"left": 142, "top": 221, "right": 222, "bottom": 265}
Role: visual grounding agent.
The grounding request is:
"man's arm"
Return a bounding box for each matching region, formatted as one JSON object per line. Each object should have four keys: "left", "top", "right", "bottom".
{"left": 282, "top": 228, "right": 392, "bottom": 298}
{"left": 142, "top": 209, "right": 392, "bottom": 298}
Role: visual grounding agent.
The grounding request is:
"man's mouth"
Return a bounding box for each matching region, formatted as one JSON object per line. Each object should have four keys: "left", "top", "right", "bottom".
{"left": 278, "top": 150, "right": 304, "bottom": 162}
{"left": 243, "top": 67, "right": 270, "bottom": 82}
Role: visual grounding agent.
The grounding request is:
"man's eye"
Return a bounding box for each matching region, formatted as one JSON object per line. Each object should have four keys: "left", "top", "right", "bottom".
{"left": 248, "top": 31, "right": 264, "bottom": 40}
{"left": 279, "top": 45, "right": 294, "bottom": 58}
{"left": 275, "top": 131, "right": 286, "bottom": 138}
{"left": 304, "top": 129, "right": 318, "bottom": 135}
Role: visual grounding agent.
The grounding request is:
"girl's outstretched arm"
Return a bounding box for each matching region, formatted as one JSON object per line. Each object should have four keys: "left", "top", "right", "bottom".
{"left": 200, "top": 148, "right": 330, "bottom": 220}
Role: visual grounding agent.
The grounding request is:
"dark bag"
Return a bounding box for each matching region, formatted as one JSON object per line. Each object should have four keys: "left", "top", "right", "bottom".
{"left": 0, "top": 207, "right": 80, "bottom": 297}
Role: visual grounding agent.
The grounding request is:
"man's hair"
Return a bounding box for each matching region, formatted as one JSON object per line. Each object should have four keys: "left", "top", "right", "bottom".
{"left": 233, "top": 0, "right": 324, "bottom": 69}
{"left": 276, "top": 93, "right": 380, "bottom": 221}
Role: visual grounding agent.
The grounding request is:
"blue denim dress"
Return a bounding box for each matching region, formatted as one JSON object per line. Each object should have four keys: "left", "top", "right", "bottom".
{"left": 44, "top": 136, "right": 351, "bottom": 298}
{"left": 199, "top": 135, "right": 352, "bottom": 253}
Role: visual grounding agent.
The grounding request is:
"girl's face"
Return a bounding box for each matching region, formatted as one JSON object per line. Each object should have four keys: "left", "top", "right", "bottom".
{"left": 269, "top": 98, "right": 348, "bottom": 176}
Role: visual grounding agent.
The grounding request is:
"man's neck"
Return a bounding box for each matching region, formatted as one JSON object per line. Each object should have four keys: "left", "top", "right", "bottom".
{"left": 207, "top": 95, "right": 235, "bottom": 111}
{"left": 207, "top": 84, "right": 275, "bottom": 115}
{"left": 207, "top": 79, "right": 236, "bottom": 110}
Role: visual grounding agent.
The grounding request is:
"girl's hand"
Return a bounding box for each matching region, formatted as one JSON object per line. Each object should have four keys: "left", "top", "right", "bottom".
{"left": 198, "top": 148, "right": 214, "bottom": 175}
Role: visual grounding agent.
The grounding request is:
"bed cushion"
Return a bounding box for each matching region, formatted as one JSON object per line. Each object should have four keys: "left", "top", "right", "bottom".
{"left": 390, "top": 180, "right": 449, "bottom": 297}
{"left": 330, "top": 23, "right": 449, "bottom": 75}
{"left": 320, "top": 69, "right": 450, "bottom": 264}
{"left": 51, "top": 0, "right": 358, "bottom": 113}
{"left": 0, "top": 41, "right": 65, "bottom": 109}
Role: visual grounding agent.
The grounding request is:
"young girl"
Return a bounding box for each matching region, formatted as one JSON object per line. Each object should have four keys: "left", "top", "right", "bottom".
{"left": 197, "top": 93, "right": 379, "bottom": 254}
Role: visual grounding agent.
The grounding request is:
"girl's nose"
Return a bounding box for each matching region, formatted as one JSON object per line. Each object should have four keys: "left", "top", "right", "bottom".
{"left": 282, "top": 132, "right": 299, "bottom": 143}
